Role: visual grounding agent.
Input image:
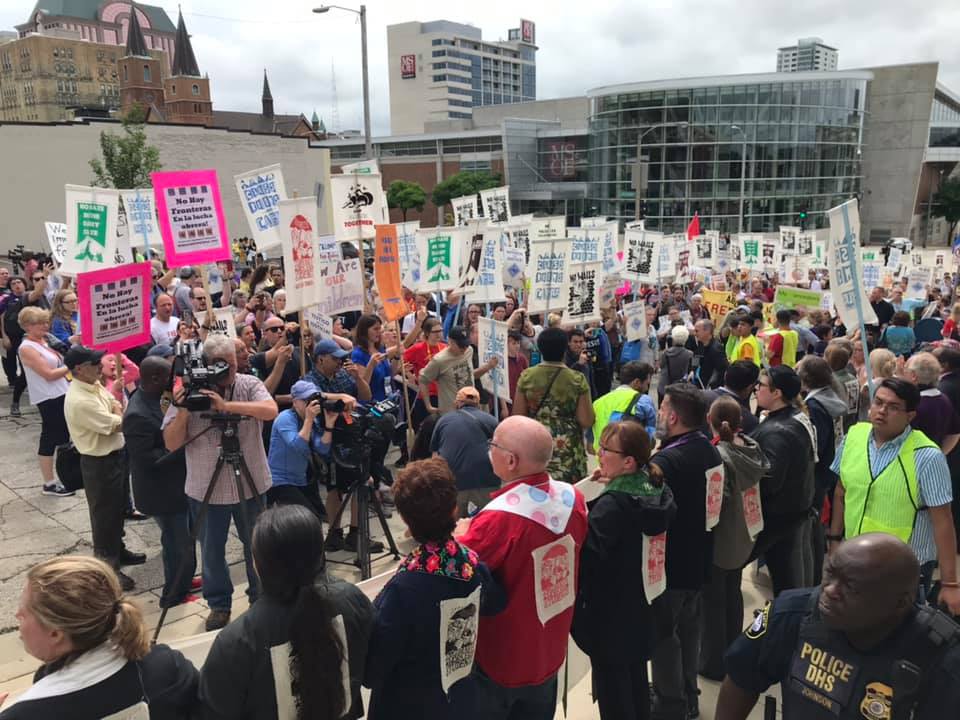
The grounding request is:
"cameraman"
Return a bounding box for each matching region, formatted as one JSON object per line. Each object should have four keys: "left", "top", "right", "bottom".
{"left": 161, "top": 334, "right": 278, "bottom": 632}
{"left": 251, "top": 316, "right": 300, "bottom": 451}
{"left": 266, "top": 381, "right": 355, "bottom": 518}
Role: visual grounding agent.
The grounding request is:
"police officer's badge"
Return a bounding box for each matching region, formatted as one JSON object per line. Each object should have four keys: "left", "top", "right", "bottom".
{"left": 859, "top": 682, "right": 892, "bottom": 720}
{"left": 745, "top": 602, "right": 771, "bottom": 639}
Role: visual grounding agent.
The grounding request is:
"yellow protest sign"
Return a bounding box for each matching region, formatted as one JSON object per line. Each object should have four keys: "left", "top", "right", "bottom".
{"left": 702, "top": 289, "right": 735, "bottom": 321}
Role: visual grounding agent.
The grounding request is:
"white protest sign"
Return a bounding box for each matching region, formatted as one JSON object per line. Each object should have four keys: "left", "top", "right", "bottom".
{"left": 208, "top": 307, "right": 237, "bottom": 339}
{"left": 305, "top": 305, "right": 333, "bottom": 339}
{"left": 456, "top": 227, "right": 485, "bottom": 295}
{"left": 642, "top": 532, "right": 667, "bottom": 603}
{"left": 658, "top": 234, "right": 678, "bottom": 280}
{"left": 278, "top": 197, "right": 323, "bottom": 313}
{"left": 119, "top": 189, "right": 164, "bottom": 251}
{"left": 507, "top": 215, "right": 533, "bottom": 267}
{"left": 477, "top": 317, "right": 510, "bottom": 401}
{"left": 396, "top": 220, "right": 420, "bottom": 287}
{"left": 886, "top": 247, "right": 903, "bottom": 270}
{"left": 528, "top": 215, "right": 566, "bottom": 243}
{"left": 862, "top": 262, "right": 882, "bottom": 291}
{"left": 316, "top": 234, "right": 342, "bottom": 263}
{"left": 739, "top": 234, "right": 762, "bottom": 271}
{"left": 416, "top": 228, "right": 465, "bottom": 293}
{"left": 503, "top": 246, "right": 527, "bottom": 288}
{"left": 438, "top": 585, "right": 481, "bottom": 695}
{"left": 568, "top": 229, "right": 600, "bottom": 265}
{"left": 464, "top": 229, "right": 506, "bottom": 303}
{"left": 527, "top": 239, "right": 572, "bottom": 315}
{"left": 760, "top": 236, "right": 780, "bottom": 271}
{"left": 564, "top": 262, "right": 603, "bottom": 324}
{"left": 451, "top": 194, "right": 479, "bottom": 226}
{"left": 531, "top": 534, "right": 577, "bottom": 626}
{"left": 479, "top": 186, "right": 511, "bottom": 224}
{"left": 330, "top": 173, "right": 386, "bottom": 242}
{"left": 694, "top": 234, "right": 715, "bottom": 268}
{"left": 827, "top": 199, "right": 877, "bottom": 329}
{"left": 779, "top": 226, "right": 800, "bottom": 255}
{"left": 595, "top": 220, "right": 623, "bottom": 277}
{"left": 63, "top": 184, "right": 121, "bottom": 275}
{"left": 623, "top": 228, "right": 660, "bottom": 284}
{"left": 44, "top": 222, "right": 68, "bottom": 265}
{"left": 623, "top": 301, "right": 648, "bottom": 342}
{"left": 314, "top": 257, "right": 365, "bottom": 315}
{"left": 906, "top": 268, "right": 931, "bottom": 299}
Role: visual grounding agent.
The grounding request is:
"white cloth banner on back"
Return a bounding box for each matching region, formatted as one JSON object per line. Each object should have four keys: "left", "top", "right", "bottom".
{"left": 827, "top": 199, "right": 877, "bottom": 329}
{"left": 63, "top": 185, "right": 120, "bottom": 275}
{"left": 465, "top": 229, "right": 506, "bottom": 303}
{"left": 330, "top": 173, "right": 386, "bottom": 243}
{"left": 208, "top": 307, "right": 237, "bottom": 339}
{"left": 623, "top": 301, "right": 648, "bottom": 342}
{"left": 416, "top": 228, "right": 465, "bottom": 293}
{"left": 642, "top": 533, "right": 667, "bottom": 603}
{"left": 477, "top": 317, "right": 510, "bottom": 401}
{"left": 44, "top": 222, "right": 68, "bottom": 265}
{"left": 233, "top": 165, "right": 287, "bottom": 250}
{"left": 451, "top": 195, "right": 479, "bottom": 226}
{"left": 623, "top": 228, "right": 660, "bottom": 284}
{"left": 564, "top": 262, "right": 603, "bottom": 324}
{"left": 706, "top": 464, "right": 724, "bottom": 531}
{"left": 315, "top": 257, "right": 365, "bottom": 316}
{"left": 396, "top": 220, "right": 421, "bottom": 287}
{"left": 527, "top": 239, "right": 572, "bottom": 314}
{"left": 119, "top": 189, "right": 164, "bottom": 251}
{"left": 278, "top": 197, "right": 323, "bottom": 313}
{"left": 439, "top": 585, "right": 482, "bottom": 695}
{"left": 479, "top": 186, "right": 511, "bottom": 224}
{"left": 581, "top": 216, "right": 610, "bottom": 228}
{"left": 531, "top": 534, "right": 577, "bottom": 626}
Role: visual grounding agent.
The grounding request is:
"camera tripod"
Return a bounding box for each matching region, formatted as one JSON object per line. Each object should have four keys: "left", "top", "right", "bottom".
{"left": 152, "top": 412, "right": 264, "bottom": 644}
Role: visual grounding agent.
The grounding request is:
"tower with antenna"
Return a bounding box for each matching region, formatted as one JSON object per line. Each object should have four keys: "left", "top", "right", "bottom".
{"left": 330, "top": 58, "right": 340, "bottom": 135}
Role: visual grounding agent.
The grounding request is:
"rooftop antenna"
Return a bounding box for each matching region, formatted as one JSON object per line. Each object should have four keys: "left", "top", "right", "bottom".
{"left": 330, "top": 57, "right": 340, "bottom": 134}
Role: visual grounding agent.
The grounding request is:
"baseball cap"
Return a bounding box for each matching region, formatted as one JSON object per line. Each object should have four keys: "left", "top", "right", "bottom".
{"left": 447, "top": 326, "right": 470, "bottom": 349}
{"left": 455, "top": 386, "right": 480, "bottom": 405}
{"left": 146, "top": 344, "right": 175, "bottom": 359}
{"left": 291, "top": 380, "right": 320, "bottom": 401}
{"left": 765, "top": 365, "right": 802, "bottom": 401}
{"left": 313, "top": 338, "right": 349, "bottom": 359}
{"left": 64, "top": 345, "right": 106, "bottom": 370}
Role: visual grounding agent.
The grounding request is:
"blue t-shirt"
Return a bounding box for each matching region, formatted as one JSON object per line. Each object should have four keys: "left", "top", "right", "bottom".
{"left": 881, "top": 325, "right": 915, "bottom": 357}
{"left": 267, "top": 408, "right": 330, "bottom": 487}
{"left": 352, "top": 346, "right": 392, "bottom": 401}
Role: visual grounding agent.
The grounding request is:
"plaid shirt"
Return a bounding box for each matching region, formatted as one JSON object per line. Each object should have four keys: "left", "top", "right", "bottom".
{"left": 305, "top": 367, "right": 358, "bottom": 397}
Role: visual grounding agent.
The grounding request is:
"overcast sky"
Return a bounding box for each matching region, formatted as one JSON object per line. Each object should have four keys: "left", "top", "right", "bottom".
{"left": 3, "top": 0, "right": 959, "bottom": 134}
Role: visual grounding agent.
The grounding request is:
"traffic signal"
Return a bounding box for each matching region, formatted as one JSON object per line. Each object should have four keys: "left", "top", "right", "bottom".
{"left": 798, "top": 207, "right": 808, "bottom": 231}
{"left": 639, "top": 200, "right": 648, "bottom": 220}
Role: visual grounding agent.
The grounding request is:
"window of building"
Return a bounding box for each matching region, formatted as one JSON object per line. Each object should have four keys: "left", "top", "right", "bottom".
{"left": 123, "top": 64, "right": 128, "bottom": 81}
{"left": 170, "top": 83, "right": 176, "bottom": 95}
{"left": 449, "top": 111, "right": 472, "bottom": 119}
{"left": 143, "top": 64, "right": 151, "bottom": 82}
{"left": 192, "top": 84, "right": 200, "bottom": 96}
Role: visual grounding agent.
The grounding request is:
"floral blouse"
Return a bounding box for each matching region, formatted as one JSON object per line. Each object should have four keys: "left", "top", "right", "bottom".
{"left": 397, "top": 537, "right": 478, "bottom": 582}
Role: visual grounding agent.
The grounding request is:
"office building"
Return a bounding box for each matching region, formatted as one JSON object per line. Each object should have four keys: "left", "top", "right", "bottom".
{"left": 777, "top": 38, "right": 839, "bottom": 72}
{"left": 387, "top": 19, "right": 537, "bottom": 135}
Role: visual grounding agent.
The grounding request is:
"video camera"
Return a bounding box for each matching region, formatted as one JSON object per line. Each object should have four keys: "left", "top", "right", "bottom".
{"left": 6, "top": 245, "right": 54, "bottom": 275}
{"left": 326, "top": 397, "right": 405, "bottom": 487}
{"left": 173, "top": 340, "right": 230, "bottom": 412}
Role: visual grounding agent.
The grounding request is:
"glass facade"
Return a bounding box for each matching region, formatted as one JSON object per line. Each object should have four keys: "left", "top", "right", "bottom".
{"left": 587, "top": 76, "right": 867, "bottom": 233}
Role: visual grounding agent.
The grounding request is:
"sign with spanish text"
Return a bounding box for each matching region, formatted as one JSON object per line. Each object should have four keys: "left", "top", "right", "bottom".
{"left": 701, "top": 289, "right": 735, "bottom": 321}
{"left": 63, "top": 185, "right": 120, "bottom": 275}
{"left": 623, "top": 228, "right": 660, "bottom": 284}
{"left": 314, "top": 257, "right": 365, "bottom": 316}
{"left": 477, "top": 317, "right": 510, "bottom": 401}
{"left": 278, "top": 197, "right": 322, "bottom": 313}
{"left": 416, "top": 228, "right": 464, "bottom": 292}
{"left": 77, "top": 262, "right": 152, "bottom": 353}
{"left": 152, "top": 170, "right": 230, "bottom": 266}
{"left": 827, "top": 199, "right": 877, "bottom": 330}
{"left": 479, "top": 186, "right": 511, "bottom": 225}
{"left": 330, "top": 173, "right": 386, "bottom": 242}
{"left": 374, "top": 224, "right": 406, "bottom": 322}
{"left": 234, "top": 164, "right": 287, "bottom": 250}
{"left": 564, "top": 262, "right": 602, "bottom": 324}
{"left": 528, "top": 239, "right": 572, "bottom": 314}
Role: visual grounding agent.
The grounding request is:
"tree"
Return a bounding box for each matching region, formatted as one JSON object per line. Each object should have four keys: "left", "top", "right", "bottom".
{"left": 89, "top": 103, "right": 162, "bottom": 189}
{"left": 386, "top": 179, "right": 427, "bottom": 222}
{"left": 933, "top": 176, "right": 960, "bottom": 245}
{"left": 430, "top": 170, "right": 503, "bottom": 211}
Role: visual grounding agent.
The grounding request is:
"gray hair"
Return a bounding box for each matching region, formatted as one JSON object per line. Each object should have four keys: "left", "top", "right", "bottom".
{"left": 202, "top": 334, "right": 236, "bottom": 361}
{"left": 671, "top": 325, "right": 690, "bottom": 346}
{"left": 907, "top": 352, "right": 941, "bottom": 387}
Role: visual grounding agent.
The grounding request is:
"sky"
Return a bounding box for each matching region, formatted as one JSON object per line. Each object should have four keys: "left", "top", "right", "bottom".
{"left": 3, "top": 0, "right": 959, "bottom": 135}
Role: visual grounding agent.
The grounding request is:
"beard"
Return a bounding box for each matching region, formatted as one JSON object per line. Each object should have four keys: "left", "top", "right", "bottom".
{"left": 655, "top": 415, "right": 670, "bottom": 441}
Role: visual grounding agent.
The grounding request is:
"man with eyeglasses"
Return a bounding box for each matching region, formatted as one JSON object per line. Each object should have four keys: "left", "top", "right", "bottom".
{"left": 249, "top": 316, "right": 298, "bottom": 451}
{"left": 829, "top": 377, "right": 960, "bottom": 615}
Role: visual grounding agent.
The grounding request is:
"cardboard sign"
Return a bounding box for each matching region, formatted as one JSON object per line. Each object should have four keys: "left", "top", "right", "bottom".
{"left": 234, "top": 164, "right": 287, "bottom": 250}
{"left": 531, "top": 534, "right": 576, "bottom": 626}
{"left": 374, "top": 224, "right": 406, "bottom": 322}
{"left": 119, "top": 189, "right": 164, "bottom": 252}
{"left": 278, "top": 197, "right": 323, "bottom": 313}
{"left": 416, "top": 228, "right": 464, "bottom": 292}
{"left": 642, "top": 532, "right": 667, "bottom": 603}
{"left": 77, "top": 262, "right": 152, "bottom": 353}
{"left": 330, "top": 173, "right": 386, "bottom": 242}
{"left": 706, "top": 463, "right": 724, "bottom": 531}
{"left": 479, "top": 186, "right": 511, "bottom": 225}
{"left": 63, "top": 185, "right": 121, "bottom": 274}
{"left": 564, "top": 262, "right": 603, "bottom": 324}
{"left": 623, "top": 301, "right": 647, "bottom": 342}
{"left": 451, "top": 194, "right": 479, "bottom": 226}
{"left": 314, "top": 258, "right": 364, "bottom": 316}
{"left": 742, "top": 486, "right": 764, "bottom": 540}
{"left": 528, "top": 239, "right": 572, "bottom": 315}
{"left": 152, "top": 169, "right": 230, "bottom": 266}
{"left": 208, "top": 307, "right": 237, "bottom": 339}
{"left": 477, "top": 317, "right": 510, "bottom": 401}
{"left": 439, "top": 586, "right": 481, "bottom": 695}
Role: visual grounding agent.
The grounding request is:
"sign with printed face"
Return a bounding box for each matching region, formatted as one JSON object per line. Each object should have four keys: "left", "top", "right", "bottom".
{"left": 479, "top": 186, "right": 511, "bottom": 225}
{"left": 642, "top": 532, "right": 667, "bottom": 602}
{"left": 439, "top": 586, "right": 481, "bottom": 695}
{"left": 400, "top": 53, "right": 416, "bottom": 79}
{"left": 374, "top": 224, "right": 407, "bottom": 322}
{"left": 531, "top": 533, "right": 576, "bottom": 625}
{"left": 278, "top": 197, "right": 323, "bottom": 313}
{"left": 330, "top": 173, "right": 386, "bottom": 242}
{"left": 706, "top": 463, "right": 724, "bottom": 531}
{"left": 478, "top": 317, "right": 510, "bottom": 401}
{"left": 416, "top": 228, "right": 464, "bottom": 292}
{"left": 314, "top": 258, "right": 365, "bottom": 316}
{"left": 528, "top": 239, "right": 572, "bottom": 314}
{"left": 152, "top": 170, "right": 230, "bottom": 266}
{"left": 63, "top": 185, "right": 121, "bottom": 274}
{"left": 451, "top": 194, "right": 479, "bottom": 227}
{"left": 119, "top": 189, "right": 164, "bottom": 251}
{"left": 623, "top": 301, "right": 647, "bottom": 342}
{"left": 77, "top": 262, "right": 152, "bottom": 353}
{"left": 233, "top": 164, "right": 287, "bottom": 250}
{"left": 564, "top": 262, "right": 602, "bottom": 324}
{"left": 694, "top": 234, "right": 715, "bottom": 268}
{"left": 742, "top": 486, "right": 764, "bottom": 539}
{"left": 623, "top": 228, "right": 660, "bottom": 284}
{"left": 780, "top": 226, "right": 800, "bottom": 254}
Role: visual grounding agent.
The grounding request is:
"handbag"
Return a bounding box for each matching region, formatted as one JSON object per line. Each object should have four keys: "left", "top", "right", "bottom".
{"left": 56, "top": 442, "right": 84, "bottom": 492}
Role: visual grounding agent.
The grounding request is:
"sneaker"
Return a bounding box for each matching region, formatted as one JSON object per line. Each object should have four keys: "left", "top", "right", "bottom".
{"left": 42, "top": 482, "right": 75, "bottom": 497}
{"left": 205, "top": 609, "right": 231, "bottom": 631}
{"left": 325, "top": 528, "right": 345, "bottom": 552}
{"left": 118, "top": 549, "right": 147, "bottom": 566}
{"left": 9, "top": 402, "right": 20, "bottom": 417}
{"left": 345, "top": 529, "right": 384, "bottom": 553}
{"left": 117, "top": 571, "right": 135, "bottom": 592}
{"left": 190, "top": 577, "right": 203, "bottom": 591}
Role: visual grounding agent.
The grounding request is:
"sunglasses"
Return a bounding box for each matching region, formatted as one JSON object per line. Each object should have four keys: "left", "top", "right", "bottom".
{"left": 264, "top": 326, "right": 284, "bottom": 333}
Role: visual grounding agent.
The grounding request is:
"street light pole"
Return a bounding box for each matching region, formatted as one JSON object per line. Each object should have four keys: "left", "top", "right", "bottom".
{"left": 731, "top": 125, "right": 747, "bottom": 234}
{"left": 634, "top": 121, "right": 687, "bottom": 224}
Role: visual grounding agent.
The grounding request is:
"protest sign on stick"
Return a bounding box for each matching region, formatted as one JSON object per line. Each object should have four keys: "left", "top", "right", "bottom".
{"left": 374, "top": 225, "right": 406, "bottom": 322}
{"left": 119, "top": 189, "right": 163, "bottom": 255}
{"left": 464, "top": 229, "right": 506, "bottom": 304}
{"left": 44, "top": 222, "right": 68, "bottom": 265}
{"left": 564, "top": 262, "right": 602, "bottom": 324}
{"left": 623, "top": 301, "right": 647, "bottom": 342}
{"left": 63, "top": 185, "right": 121, "bottom": 275}
{"left": 623, "top": 228, "right": 660, "bottom": 284}
{"left": 477, "top": 317, "right": 510, "bottom": 403}
{"left": 479, "top": 186, "right": 511, "bottom": 225}
{"left": 304, "top": 306, "right": 333, "bottom": 339}
{"left": 234, "top": 164, "right": 287, "bottom": 250}
{"left": 314, "top": 258, "right": 365, "bottom": 316}
{"left": 152, "top": 170, "right": 230, "bottom": 266}
{"left": 277, "top": 197, "right": 322, "bottom": 313}
{"left": 528, "top": 216, "right": 566, "bottom": 243}
{"left": 396, "top": 220, "right": 421, "bottom": 288}
{"left": 416, "top": 228, "right": 464, "bottom": 293}
{"left": 451, "top": 194, "right": 479, "bottom": 227}
{"left": 77, "top": 262, "right": 152, "bottom": 353}
{"left": 527, "top": 239, "right": 572, "bottom": 315}
{"left": 208, "top": 307, "right": 238, "bottom": 339}
{"left": 330, "top": 173, "right": 386, "bottom": 243}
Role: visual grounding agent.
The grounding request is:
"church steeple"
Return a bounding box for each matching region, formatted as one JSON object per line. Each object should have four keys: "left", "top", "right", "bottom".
{"left": 262, "top": 70, "right": 274, "bottom": 118}
{"left": 171, "top": 8, "right": 201, "bottom": 77}
{"left": 311, "top": 109, "right": 319, "bottom": 131}
{"left": 124, "top": 3, "right": 149, "bottom": 59}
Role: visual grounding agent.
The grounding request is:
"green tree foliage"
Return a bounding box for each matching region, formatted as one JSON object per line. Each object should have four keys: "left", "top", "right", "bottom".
{"left": 386, "top": 179, "right": 427, "bottom": 222}
{"left": 430, "top": 170, "right": 502, "bottom": 210}
{"left": 933, "top": 177, "right": 960, "bottom": 243}
{"left": 89, "top": 103, "right": 162, "bottom": 189}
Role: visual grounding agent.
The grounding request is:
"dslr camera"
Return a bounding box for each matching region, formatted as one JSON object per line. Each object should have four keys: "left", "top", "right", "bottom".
{"left": 173, "top": 340, "right": 230, "bottom": 412}
{"left": 326, "top": 398, "right": 405, "bottom": 487}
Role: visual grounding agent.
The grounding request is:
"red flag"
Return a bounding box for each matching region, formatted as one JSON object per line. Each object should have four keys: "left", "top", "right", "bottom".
{"left": 686, "top": 212, "right": 701, "bottom": 241}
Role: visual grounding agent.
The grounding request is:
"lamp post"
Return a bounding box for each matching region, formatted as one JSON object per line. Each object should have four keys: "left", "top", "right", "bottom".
{"left": 634, "top": 121, "right": 688, "bottom": 224}
{"left": 730, "top": 125, "right": 747, "bottom": 234}
{"left": 313, "top": 5, "right": 372, "bottom": 161}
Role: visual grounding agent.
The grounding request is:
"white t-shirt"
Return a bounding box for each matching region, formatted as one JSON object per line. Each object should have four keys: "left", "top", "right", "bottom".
{"left": 150, "top": 315, "right": 179, "bottom": 346}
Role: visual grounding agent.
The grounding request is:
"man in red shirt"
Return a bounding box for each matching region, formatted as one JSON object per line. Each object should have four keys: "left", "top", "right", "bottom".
{"left": 403, "top": 317, "right": 445, "bottom": 430}
{"left": 459, "top": 415, "right": 588, "bottom": 719}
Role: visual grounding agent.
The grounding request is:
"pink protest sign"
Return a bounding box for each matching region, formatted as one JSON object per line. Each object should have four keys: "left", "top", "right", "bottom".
{"left": 77, "top": 262, "right": 152, "bottom": 353}
{"left": 152, "top": 169, "right": 230, "bottom": 266}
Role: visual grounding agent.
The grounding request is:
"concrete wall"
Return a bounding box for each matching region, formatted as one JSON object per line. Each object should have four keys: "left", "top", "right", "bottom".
{"left": 473, "top": 96, "right": 588, "bottom": 131}
{"left": 0, "top": 120, "right": 333, "bottom": 255}
{"left": 860, "top": 63, "right": 939, "bottom": 244}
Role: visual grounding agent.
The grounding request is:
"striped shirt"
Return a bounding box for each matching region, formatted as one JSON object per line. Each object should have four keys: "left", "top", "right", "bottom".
{"left": 830, "top": 424, "right": 952, "bottom": 562}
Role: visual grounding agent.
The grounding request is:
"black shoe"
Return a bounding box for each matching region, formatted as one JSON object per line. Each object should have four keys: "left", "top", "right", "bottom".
{"left": 325, "top": 528, "right": 345, "bottom": 552}
{"left": 125, "top": 509, "right": 149, "bottom": 521}
{"left": 688, "top": 697, "right": 700, "bottom": 720}
{"left": 118, "top": 549, "right": 146, "bottom": 566}
{"left": 9, "top": 402, "right": 20, "bottom": 417}
{"left": 345, "top": 529, "right": 384, "bottom": 553}
{"left": 205, "top": 609, "right": 231, "bottom": 631}
{"left": 117, "top": 571, "right": 135, "bottom": 592}
{"left": 42, "top": 482, "right": 75, "bottom": 497}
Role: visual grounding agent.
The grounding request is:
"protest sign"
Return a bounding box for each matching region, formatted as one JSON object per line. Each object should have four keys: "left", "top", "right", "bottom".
{"left": 701, "top": 289, "right": 735, "bottom": 321}
{"left": 910, "top": 251, "right": 924, "bottom": 268}
{"left": 594, "top": 220, "right": 623, "bottom": 277}
{"left": 451, "top": 194, "right": 479, "bottom": 226}
{"left": 477, "top": 317, "right": 510, "bottom": 401}
{"left": 479, "top": 186, "right": 511, "bottom": 224}
{"left": 314, "top": 258, "right": 365, "bottom": 316}
{"left": 581, "top": 216, "right": 610, "bottom": 228}
{"left": 304, "top": 305, "right": 333, "bottom": 339}
{"left": 861, "top": 248, "right": 881, "bottom": 264}
{"left": 374, "top": 225, "right": 406, "bottom": 321}
{"left": 779, "top": 226, "right": 800, "bottom": 254}
{"left": 278, "top": 197, "right": 322, "bottom": 313}
{"left": 44, "top": 222, "right": 68, "bottom": 265}
{"left": 773, "top": 285, "right": 823, "bottom": 311}
{"left": 905, "top": 268, "right": 931, "bottom": 299}
{"left": 935, "top": 250, "right": 947, "bottom": 269}
{"left": 568, "top": 229, "right": 600, "bottom": 265}
{"left": 528, "top": 239, "right": 572, "bottom": 314}
{"left": 506, "top": 214, "right": 533, "bottom": 266}
{"left": 396, "top": 220, "right": 420, "bottom": 287}
{"left": 152, "top": 170, "right": 230, "bottom": 266}
{"left": 623, "top": 301, "right": 647, "bottom": 342}
{"left": 457, "top": 227, "right": 485, "bottom": 294}
{"left": 564, "top": 262, "right": 602, "bottom": 324}
{"left": 694, "top": 234, "right": 714, "bottom": 268}
{"left": 63, "top": 185, "right": 121, "bottom": 274}
{"left": 739, "top": 234, "right": 762, "bottom": 271}
{"left": 208, "top": 307, "right": 237, "bottom": 339}
{"left": 316, "top": 234, "right": 342, "bottom": 263}
{"left": 119, "top": 189, "right": 163, "bottom": 252}
{"left": 760, "top": 236, "right": 779, "bottom": 271}
{"left": 811, "top": 240, "right": 828, "bottom": 269}
{"left": 330, "top": 173, "right": 386, "bottom": 242}
{"left": 821, "top": 291, "right": 834, "bottom": 313}
{"left": 77, "top": 262, "right": 152, "bottom": 353}
{"left": 438, "top": 586, "right": 481, "bottom": 696}
{"left": 503, "top": 246, "right": 527, "bottom": 288}
{"left": 658, "top": 234, "right": 678, "bottom": 280}
{"left": 623, "top": 228, "right": 660, "bottom": 284}
{"left": 464, "top": 229, "right": 506, "bottom": 303}
{"left": 234, "top": 164, "right": 287, "bottom": 250}
{"left": 416, "top": 228, "right": 464, "bottom": 292}
{"left": 827, "top": 199, "right": 877, "bottom": 331}
{"left": 886, "top": 247, "right": 903, "bottom": 270}
{"left": 642, "top": 533, "right": 667, "bottom": 603}
{"left": 528, "top": 215, "right": 566, "bottom": 243}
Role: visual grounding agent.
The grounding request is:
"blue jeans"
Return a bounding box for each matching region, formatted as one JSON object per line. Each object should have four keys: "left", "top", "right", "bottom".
{"left": 472, "top": 669, "right": 557, "bottom": 720}
{"left": 188, "top": 496, "right": 262, "bottom": 612}
{"left": 154, "top": 511, "right": 197, "bottom": 608}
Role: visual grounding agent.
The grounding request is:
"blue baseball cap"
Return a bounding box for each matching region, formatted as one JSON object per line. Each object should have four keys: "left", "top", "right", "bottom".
{"left": 313, "top": 338, "right": 349, "bottom": 359}
{"left": 291, "top": 380, "right": 320, "bottom": 401}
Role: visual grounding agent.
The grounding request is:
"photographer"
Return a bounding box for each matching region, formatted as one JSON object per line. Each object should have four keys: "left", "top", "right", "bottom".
{"left": 267, "top": 380, "right": 356, "bottom": 518}
{"left": 251, "top": 316, "right": 301, "bottom": 450}
{"left": 162, "top": 334, "right": 278, "bottom": 632}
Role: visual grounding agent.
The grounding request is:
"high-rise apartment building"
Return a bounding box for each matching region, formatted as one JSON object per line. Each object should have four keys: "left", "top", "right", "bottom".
{"left": 387, "top": 19, "right": 537, "bottom": 135}
{"left": 776, "top": 37, "right": 838, "bottom": 72}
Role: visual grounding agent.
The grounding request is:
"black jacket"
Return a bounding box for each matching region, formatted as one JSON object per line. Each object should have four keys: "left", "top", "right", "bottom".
{"left": 572, "top": 484, "right": 676, "bottom": 663}
{"left": 689, "top": 337, "right": 728, "bottom": 389}
{"left": 750, "top": 406, "right": 816, "bottom": 519}
{"left": 939, "top": 371, "right": 960, "bottom": 473}
{"left": 122, "top": 389, "right": 187, "bottom": 516}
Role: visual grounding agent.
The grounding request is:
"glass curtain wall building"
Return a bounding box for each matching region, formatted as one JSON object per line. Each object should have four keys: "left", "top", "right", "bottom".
{"left": 587, "top": 71, "right": 870, "bottom": 233}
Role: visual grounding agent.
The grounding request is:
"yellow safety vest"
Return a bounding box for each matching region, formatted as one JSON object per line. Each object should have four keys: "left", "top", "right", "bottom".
{"left": 734, "top": 334, "right": 762, "bottom": 367}
{"left": 769, "top": 328, "right": 799, "bottom": 368}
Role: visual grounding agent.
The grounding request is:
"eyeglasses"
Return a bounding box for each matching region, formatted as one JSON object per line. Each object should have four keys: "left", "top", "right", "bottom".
{"left": 32, "top": 276, "right": 43, "bottom": 282}
{"left": 598, "top": 445, "right": 627, "bottom": 456}
{"left": 487, "top": 440, "right": 515, "bottom": 456}
{"left": 264, "top": 326, "right": 284, "bottom": 334}
{"left": 871, "top": 397, "right": 906, "bottom": 413}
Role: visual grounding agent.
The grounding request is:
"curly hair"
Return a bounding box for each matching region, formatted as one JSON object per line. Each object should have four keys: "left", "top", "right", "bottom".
{"left": 394, "top": 457, "right": 458, "bottom": 543}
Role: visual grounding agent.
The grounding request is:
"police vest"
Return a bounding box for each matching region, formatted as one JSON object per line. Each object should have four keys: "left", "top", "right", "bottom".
{"left": 735, "top": 334, "right": 762, "bottom": 367}
{"left": 591, "top": 387, "right": 640, "bottom": 451}
{"left": 769, "top": 329, "right": 799, "bottom": 368}
{"left": 838, "top": 423, "right": 937, "bottom": 543}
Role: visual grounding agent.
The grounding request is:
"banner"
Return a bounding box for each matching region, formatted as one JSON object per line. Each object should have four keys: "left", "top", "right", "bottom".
{"left": 63, "top": 185, "right": 120, "bottom": 275}
{"left": 701, "top": 289, "right": 735, "bottom": 322}
{"left": 479, "top": 186, "right": 511, "bottom": 225}
{"left": 451, "top": 194, "right": 479, "bottom": 226}
{"left": 739, "top": 234, "right": 762, "bottom": 271}
{"left": 568, "top": 229, "right": 601, "bottom": 265}
{"left": 152, "top": 169, "right": 230, "bottom": 266}
{"left": 464, "top": 229, "right": 506, "bottom": 303}
{"left": 208, "top": 307, "right": 237, "bottom": 339}
{"left": 118, "top": 189, "right": 163, "bottom": 252}
{"left": 477, "top": 317, "right": 510, "bottom": 401}
{"left": 416, "top": 228, "right": 464, "bottom": 292}
{"left": 276, "top": 197, "right": 322, "bottom": 313}
{"left": 44, "top": 221, "right": 68, "bottom": 265}
{"left": 234, "top": 164, "right": 287, "bottom": 250}
{"left": 316, "top": 234, "right": 342, "bottom": 263}
{"left": 77, "top": 262, "right": 152, "bottom": 353}
{"left": 779, "top": 226, "right": 800, "bottom": 255}
{"left": 623, "top": 301, "right": 647, "bottom": 342}
{"left": 623, "top": 228, "right": 660, "bottom": 284}
{"left": 528, "top": 215, "right": 566, "bottom": 243}
{"left": 330, "top": 173, "right": 386, "bottom": 242}
{"left": 905, "top": 268, "right": 931, "bottom": 300}
{"left": 528, "top": 239, "right": 572, "bottom": 314}
{"left": 315, "top": 258, "right": 365, "bottom": 316}
{"left": 374, "top": 225, "right": 406, "bottom": 322}
{"left": 564, "top": 262, "right": 602, "bottom": 324}
{"left": 773, "top": 285, "right": 823, "bottom": 311}
{"left": 827, "top": 199, "right": 877, "bottom": 329}
{"left": 396, "top": 220, "right": 421, "bottom": 288}
{"left": 305, "top": 305, "right": 333, "bottom": 339}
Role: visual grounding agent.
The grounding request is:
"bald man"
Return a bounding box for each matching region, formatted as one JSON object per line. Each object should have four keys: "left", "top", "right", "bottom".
{"left": 458, "top": 415, "right": 588, "bottom": 720}
{"left": 123, "top": 357, "right": 196, "bottom": 608}
{"left": 717, "top": 534, "right": 960, "bottom": 720}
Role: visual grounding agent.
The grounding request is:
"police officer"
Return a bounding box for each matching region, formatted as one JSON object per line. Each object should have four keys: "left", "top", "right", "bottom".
{"left": 715, "top": 533, "right": 960, "bottom": 720}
